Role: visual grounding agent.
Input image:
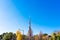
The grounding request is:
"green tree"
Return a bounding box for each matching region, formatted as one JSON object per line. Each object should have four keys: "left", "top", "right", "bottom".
{"left": 22, "top": 35, "right": 27, "bottom": 40}
{"left": 48, "top": 35, "right": 52, "bottom": 40}
{"left": 51, "top": 33, "right": 56, "bottom": 40}
{"left": 3, "top": 32, "right": 16, "bottom": 40}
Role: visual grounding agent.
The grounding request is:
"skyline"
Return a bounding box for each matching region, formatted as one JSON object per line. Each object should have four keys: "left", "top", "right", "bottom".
{"left": 0, "top": 0, "right": 60, "bottom": 35}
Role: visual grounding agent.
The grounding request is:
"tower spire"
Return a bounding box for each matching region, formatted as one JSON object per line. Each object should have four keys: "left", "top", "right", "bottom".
{"left": 27, "top": 16, "right": 33, "bottom": 40}
{"left": 28, "top": 16, "right": 31, "bottom": 28}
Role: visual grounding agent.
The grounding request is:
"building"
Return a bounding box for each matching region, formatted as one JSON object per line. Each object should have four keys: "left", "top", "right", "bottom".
{"left": 27, "top": 17, "right": 33, "bottom": 40}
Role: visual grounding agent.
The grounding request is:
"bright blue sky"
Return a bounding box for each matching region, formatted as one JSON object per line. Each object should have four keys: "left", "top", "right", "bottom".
{"left": 0, "top": 0, "right": 60, "bottom": 35}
